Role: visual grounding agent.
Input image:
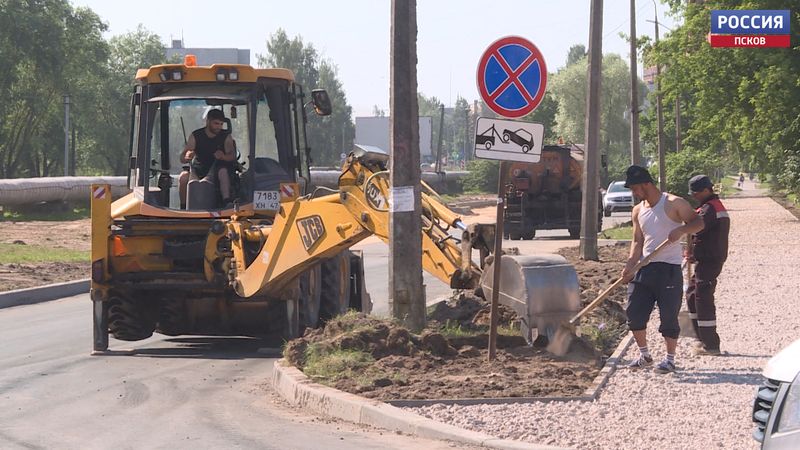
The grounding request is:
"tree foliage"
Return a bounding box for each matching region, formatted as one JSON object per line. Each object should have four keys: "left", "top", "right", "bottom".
{"left": 647, "top": 0, "right": 800, "bottom": 194}
{"left": 0, "top": 0, "right": 172, "bottom": 178}
{"left": 549, "top": 53, "right": 642, "bottom": 183}
{"left": 258, "top": 29, "right": 354, "bottom": 166}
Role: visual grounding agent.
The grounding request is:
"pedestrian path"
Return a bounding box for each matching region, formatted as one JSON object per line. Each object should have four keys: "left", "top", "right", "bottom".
{"left": 412, "top": 183, "right": 798, "bottom": 449}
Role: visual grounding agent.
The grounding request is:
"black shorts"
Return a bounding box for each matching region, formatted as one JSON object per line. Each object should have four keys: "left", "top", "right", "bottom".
{"left": 192, "top": 159, "right": 235, "bottom": 180}
{"left": 625, "top": 262, "right": 683, "bottom": 339}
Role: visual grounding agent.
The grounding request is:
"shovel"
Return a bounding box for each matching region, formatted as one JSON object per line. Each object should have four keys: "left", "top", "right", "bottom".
{"left": 546, "top": 239, "right": 672, "bottom": 356}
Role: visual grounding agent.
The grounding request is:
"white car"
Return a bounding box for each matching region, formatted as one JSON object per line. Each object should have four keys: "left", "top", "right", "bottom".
{"left": 753, "top": 338, "right": 800, "bottom": 448}
{"left": 602, "top": 181, "right": 634, "bottom": 217}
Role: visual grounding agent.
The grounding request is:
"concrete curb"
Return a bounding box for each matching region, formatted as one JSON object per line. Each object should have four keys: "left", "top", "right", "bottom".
{"left": 0, "top": 279, "right": 89, "bottom": 309}
{"left": 272, "top": 360, "right": 567, "bottom": 450}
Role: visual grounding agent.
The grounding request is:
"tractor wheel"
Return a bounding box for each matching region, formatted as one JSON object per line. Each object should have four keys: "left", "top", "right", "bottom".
{"left": 108, "top": 293, "right": 157, "bottom": 341}
{"left": 156, "top": 298, "right": 188, "bottom": 336}
{"left": 298, "top": 265, "right": 322, "bottom": 332}
{"left": 319, "top": 251, "right": 352, "bottom": 322}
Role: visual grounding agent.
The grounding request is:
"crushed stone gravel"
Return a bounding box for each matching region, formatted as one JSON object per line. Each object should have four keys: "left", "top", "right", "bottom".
{"left": 409, "top": 189, "right": 796, "bottom": 449}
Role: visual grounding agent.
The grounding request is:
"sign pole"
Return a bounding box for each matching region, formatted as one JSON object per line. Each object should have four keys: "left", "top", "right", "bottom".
{"left": 488, "top": 161, "right": 507, "bottom": 361}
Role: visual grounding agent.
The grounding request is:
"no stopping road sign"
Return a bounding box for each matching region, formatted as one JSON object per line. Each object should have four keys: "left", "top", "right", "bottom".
{"left": 476, "top": 36, "right": 548, "bottom": 119}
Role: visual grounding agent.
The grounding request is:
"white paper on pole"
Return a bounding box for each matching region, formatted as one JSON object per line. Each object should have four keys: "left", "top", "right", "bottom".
{"left": 390, "top": 186, "right": 415, "bottom": 212}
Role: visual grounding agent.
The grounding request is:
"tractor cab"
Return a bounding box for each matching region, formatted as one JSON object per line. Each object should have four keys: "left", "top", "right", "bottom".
{"left": 125, "top": 58, "right": 330, "bottom": 216}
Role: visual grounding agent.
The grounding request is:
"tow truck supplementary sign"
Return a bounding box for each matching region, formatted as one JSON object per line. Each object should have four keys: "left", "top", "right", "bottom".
{"left": 476, "top": 36, "right": 547, "bottom": 118}
{"left": 473, "top": 117, "right": 543, "bottom": 163}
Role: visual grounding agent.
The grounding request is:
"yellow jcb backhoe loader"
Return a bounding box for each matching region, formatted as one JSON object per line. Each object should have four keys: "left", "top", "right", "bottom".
{"left": 89, "top": 57, "right": 580, "bottom": 352}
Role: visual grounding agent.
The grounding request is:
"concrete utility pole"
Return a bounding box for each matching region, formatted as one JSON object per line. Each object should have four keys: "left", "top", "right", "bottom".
{"left": 581, "top": 0, "right": 603, "bottom": 261}
{"left": 63, "top": 95, "right": 70, "bottom": 176}
{"left": 653, "top": 4, "right": 666, "bottom": 189}
{"left": 389, "top": 0, "right": 425, "bottom": 331}
{"left": 435, "top": 104, "right": 444, "bottom": 173}
{"left": 629, "top": 0, "right": 641, "bottom": 166}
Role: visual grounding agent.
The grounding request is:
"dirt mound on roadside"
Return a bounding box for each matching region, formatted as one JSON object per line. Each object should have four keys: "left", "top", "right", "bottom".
{"left": 284, "top": 309, "right": 603, "bottom": 401}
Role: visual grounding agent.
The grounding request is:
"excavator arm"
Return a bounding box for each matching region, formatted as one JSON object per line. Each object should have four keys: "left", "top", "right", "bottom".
{"left": 220, "top": 150, "right": 492, "bottom": 299}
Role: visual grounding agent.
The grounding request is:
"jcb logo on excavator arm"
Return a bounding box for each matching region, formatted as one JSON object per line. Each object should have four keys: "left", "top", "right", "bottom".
{"left": 297, "top": 215, "right": 325, "bottom": 252}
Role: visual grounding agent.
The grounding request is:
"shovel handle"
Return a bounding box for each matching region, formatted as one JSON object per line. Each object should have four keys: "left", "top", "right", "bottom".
{"left": 567, "top": 239, "right": 672, "bottom": 326}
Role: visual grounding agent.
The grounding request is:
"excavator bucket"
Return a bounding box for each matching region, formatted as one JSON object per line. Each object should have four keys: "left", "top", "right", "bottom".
{"left": 479, "top": 254, "right": 581, "bottom": 345}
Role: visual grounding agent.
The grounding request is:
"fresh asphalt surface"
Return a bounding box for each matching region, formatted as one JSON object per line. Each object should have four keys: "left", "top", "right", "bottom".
{"left": 0, "top": 295, "right": 478, "bottom": 449}
{"left": 0, "top": 212, "right": 629, "bottom": 449}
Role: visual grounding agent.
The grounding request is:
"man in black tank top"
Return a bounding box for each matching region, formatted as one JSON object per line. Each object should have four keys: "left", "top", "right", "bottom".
{"left": 178, "top": 109, "right": 236, "bottom": 208}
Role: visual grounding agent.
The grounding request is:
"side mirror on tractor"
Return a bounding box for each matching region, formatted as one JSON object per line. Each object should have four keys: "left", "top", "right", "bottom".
{"left": 310, "top": 89, "right": 332, "bottom": 116}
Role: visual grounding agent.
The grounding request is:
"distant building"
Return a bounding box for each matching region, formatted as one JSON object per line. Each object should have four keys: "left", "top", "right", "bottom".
{"left": 355, "top": 116, "right": 433, "bottom": 161}
{"left": 165, "top": 39, "right": 250, "bottom": 65}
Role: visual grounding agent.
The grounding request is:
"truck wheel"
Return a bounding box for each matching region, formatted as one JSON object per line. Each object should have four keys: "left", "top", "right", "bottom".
{"left": 319, "top": 251, "right": 351, "bottom": 322}
{"left": 108, "top": 293, "right": 157, "bottom": 341}
{"left": 156, "top": 298, "right": 187, "bottom": 336}
{"left": 568, "top": 228, "right": 580, "bottom": 239}
{"left": 485, "top": 141, "right": 493, "bottom": 150}
{"left": 298, "top": 265, "right": 322, "bottom": 331}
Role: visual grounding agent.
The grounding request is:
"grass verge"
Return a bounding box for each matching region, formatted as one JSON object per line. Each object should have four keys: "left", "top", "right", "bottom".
{"left": 599, "top": 223, "right": 633, "bottom": 240}
{"left": 1, "top": 207, "right": 89, "bottom": 222}
{"left": 0, "top": 243, "right": 89, "bottom": 264}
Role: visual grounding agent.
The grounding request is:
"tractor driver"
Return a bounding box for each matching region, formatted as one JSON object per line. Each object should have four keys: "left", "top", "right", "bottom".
{"left": 178, "top": 108, "right": 236, "bottom": 209}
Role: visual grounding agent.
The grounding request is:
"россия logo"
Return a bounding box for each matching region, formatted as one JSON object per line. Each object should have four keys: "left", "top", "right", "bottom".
{"left": 709, "top": 10, "right": 791, "bottom": 48}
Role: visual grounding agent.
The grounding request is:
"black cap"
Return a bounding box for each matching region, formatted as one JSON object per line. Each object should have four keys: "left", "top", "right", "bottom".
{"left": 689, "top": 175, "right": 713, "bottom": 193}
{"left": 624, "top": 165, "right": 654, "bottom": 188}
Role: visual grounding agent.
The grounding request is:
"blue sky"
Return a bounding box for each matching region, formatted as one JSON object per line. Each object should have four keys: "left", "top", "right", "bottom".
{"left": 70, "top": 0, "right": 677, "bottom": 117}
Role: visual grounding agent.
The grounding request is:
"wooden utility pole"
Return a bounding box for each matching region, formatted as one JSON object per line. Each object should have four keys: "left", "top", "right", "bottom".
{"left": 581, "top": 0, "right": 603, "bottom": 261}
{"left": 389, "top": 0, "right": 425, "bottom": 332}
{"left": 653, "top": 10, "right": 666, "bottom": 189}
{"left": 675, "top": 97, "right": 682, "bottom": 152}
{"left": 629, "top": 0, "right": 641, "bottom": 165}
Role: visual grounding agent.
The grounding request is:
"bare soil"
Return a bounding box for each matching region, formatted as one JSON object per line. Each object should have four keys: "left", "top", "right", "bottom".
{"left": 0, "top": 219, "right": 90, "bottom": 292}
{"left": 284, "top": 244, "right": 631, "bottom": 401}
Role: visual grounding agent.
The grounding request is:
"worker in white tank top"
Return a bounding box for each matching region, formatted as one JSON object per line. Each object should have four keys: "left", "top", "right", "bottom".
{"left": 637, "top": 192, "right": 684, "bottom": 265}
{"left": 620, "top": 165, "right": 704, "bottom": 374}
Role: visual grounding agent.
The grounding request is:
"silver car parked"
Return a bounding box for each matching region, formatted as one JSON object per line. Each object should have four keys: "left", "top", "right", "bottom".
{"left": 602, "top": 181, "right": 634, "bottom": 217}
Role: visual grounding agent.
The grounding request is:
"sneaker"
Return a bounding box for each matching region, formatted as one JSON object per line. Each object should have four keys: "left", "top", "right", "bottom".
{"left": 627, "top": 355, "right": 653, "bottom": 369}
{"left": 655, "top": 359, "right": 676, "bottom": 374}
{"left": 691, "top": 346, "right": 721, "bottom": 357}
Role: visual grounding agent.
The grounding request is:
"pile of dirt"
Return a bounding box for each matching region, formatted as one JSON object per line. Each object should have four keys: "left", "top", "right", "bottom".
{"left": 284, "top": 311, "right": 600, "bottom": 401}
{"left": 284, "top": 243, "right": 632, "bottom": 401}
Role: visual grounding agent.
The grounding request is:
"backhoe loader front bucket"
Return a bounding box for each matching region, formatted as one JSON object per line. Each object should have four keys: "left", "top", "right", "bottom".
{"left": 479, "top": 254, "right": 580, "bottom": 344}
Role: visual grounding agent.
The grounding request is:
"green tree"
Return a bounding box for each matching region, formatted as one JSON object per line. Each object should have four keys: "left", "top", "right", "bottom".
{"left": 566, "top": 44, "right": 586, "bottom": 66}
{"left": 648, "top": 0, "right": 800, "bottom": 194}
{"left": 258, "top": 29, "right": 354, "bottom": 166}
{"left": 549, "top": 52, "right": 643, "bottom": 183}
{"left": 0, "top": 0, "right": 109, "bottom": 178}
{"left": 79, "top": 25, "right": 168, "bottom": 175}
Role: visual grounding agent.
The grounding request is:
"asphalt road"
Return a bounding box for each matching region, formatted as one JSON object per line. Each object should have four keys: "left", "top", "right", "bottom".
{"left": 0, "top": 295, "right": 474, "bottom": 450}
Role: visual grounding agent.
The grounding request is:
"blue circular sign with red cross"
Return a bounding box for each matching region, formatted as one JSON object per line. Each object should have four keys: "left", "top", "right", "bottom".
{"left": 476, "top": 36, "right": 548, "bottom": 119}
